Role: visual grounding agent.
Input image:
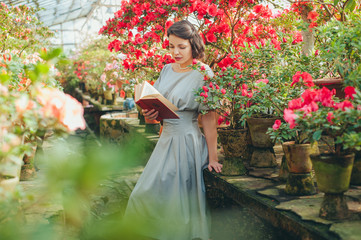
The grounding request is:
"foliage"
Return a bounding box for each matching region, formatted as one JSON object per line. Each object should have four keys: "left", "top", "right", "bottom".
{"left": 0, "top": 133, "right": 151, "bottom": 239}
{"left": 195, "top": 36, "right": 323, "bottom": 129}
{"left": 0, "top": 49, "right": 86, "bottom": 179}
{"left": 99, "top": 0, "right": 307, "bottom": 80}
{"left": 0, "top": 2, "right": 54, "bottom": 56}
{"left": 315, "top": 13, "right": 361, "bottom": 88}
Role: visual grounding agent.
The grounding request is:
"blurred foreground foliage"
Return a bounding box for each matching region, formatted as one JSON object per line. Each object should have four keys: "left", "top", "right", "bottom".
{"left": 0, "top": 131, "right": 153, "bottom": 240}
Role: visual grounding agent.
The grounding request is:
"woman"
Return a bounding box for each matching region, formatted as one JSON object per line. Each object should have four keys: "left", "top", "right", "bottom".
{"left": 123, "top": 20, "right": 222, "bottom": 240}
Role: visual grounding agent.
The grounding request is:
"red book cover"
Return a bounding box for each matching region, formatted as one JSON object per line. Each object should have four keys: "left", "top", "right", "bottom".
{"left": 136, "top": 98, "right": 179, "bottom": 121}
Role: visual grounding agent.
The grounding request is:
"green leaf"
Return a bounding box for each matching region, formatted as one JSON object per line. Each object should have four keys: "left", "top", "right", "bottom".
{"left": 345, "top": 0, "right": 357, "bottom": 11}
{"left": 334, "top": 0, "right": 340, "bottom": 6}
{"left": 313, "top": 130, "right": 322, "bottom": 141}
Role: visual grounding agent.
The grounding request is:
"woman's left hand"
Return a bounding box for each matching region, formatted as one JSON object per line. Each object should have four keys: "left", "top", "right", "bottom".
{"left": 208, "top": 161, "right": 223, "bottom": 173}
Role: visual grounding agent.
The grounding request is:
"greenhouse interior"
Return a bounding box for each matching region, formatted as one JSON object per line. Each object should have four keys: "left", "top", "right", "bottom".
{"left": 1, "top": 0, "right": 361, "bottom": 239}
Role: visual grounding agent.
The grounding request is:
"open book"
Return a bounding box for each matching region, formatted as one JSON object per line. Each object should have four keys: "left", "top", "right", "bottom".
{"left": 134, "top": 81, "right": 179, "bottom": 121}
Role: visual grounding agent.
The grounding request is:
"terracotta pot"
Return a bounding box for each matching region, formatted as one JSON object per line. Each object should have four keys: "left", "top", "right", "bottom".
{"left": 310, "top": 153, "right": 354, "bottom": 193}
{"left": 283, "top": 142, "right": 319, "bottom": 173}
{"left": 313, "top": 78, "right": 344, "bottom": 99}
{"left": 247, "top": 117, "right": 277, "bottom": 148}
{"left": 217, "top": 128, "right": 252, "bottom": 159}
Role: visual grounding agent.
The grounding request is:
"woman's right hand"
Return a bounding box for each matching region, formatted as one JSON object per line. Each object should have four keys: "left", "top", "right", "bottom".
{"left": 142, "top": 109, "right": 159, "bottom": 121}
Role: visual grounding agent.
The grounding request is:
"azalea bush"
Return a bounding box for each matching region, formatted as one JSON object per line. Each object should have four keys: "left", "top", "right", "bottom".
{"left": 99, "top": 0, "right": 307, "bottom": 79}
{"left": 0, "top": 2, "right": 53, "bottom": 55}
{"left": 195, "top": 36, "right": 324, "bottom": 129}
{"left": 315, "top": 13, "right": 361, "bottom": 88}
{"left": 277, "top": 85, "right": 361, "bottom": 155}
{"left": 0, "top": 49, "right": 86, "bottom": 180}
{"left": 194, "top": 62, "right": 249, "bottom": 129}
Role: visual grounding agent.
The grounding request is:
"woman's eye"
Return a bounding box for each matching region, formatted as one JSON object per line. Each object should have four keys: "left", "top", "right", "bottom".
{"left": 180, "top": 47, "right": 186, "bottom": 49}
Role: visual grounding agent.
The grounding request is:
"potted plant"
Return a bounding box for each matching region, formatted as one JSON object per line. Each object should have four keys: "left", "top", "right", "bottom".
{"left": 266, "top": 71, "right": 323, "bottom": 195}
{"left": 236, "top": 38, "right": 322, "bottom": 167}
{"left": 194, "top": 63, "right": 251, "bottom": 175}
{"left": 313, "top": 13, "right": 361, "bottom": 96}
{"left": 283, "top": 83, "right": 361, "bottom": 219}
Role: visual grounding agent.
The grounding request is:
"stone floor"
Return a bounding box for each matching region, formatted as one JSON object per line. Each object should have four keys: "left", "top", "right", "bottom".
{"left": 17, "top": 117, "right": 361, "bottom": 240}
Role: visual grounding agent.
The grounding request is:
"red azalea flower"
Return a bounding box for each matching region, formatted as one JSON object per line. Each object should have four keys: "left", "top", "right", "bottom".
{"left": 327, "top": 112, "right": 334, "bottom": 124}
{"left": 344, "top": 86, "right": 356, "bottom": 100}
{"left": 203, "top": 86, "right": 209, "bottom": 92}
{"left": 165, "top": 20, "right": 173, "bottom": 30}
{"left": 206, "top": 32, "right": 217, "bottom": 42}
{"left": 307, "top": 11, "right": 319, "bottom": 22}
{"left": 288, "top": 98, "right": 303, "bottom": 110}
{"left": 208, "top": 4, "right": 218, "bottom": 16}
{"left": 318, "top": 87, "right": 334, "bottom": 107}
{"left": 218, "top": 116, "right": 225, "bottom": 125}
{"left": 292, "top": 32, "right": 303, "bottom": 44}
{"left": 334, "top": 100, "right": 354, "bottom": 111}
{"left": 302, "top": 89, "right": 318, "bottom": 105}
{"left": 272, "top": 119, "right": 282, "bottom": 130}
{"left": 221, "top": 89, "right": 226, "bottom": 94}
{"left": 291, "top": 71, "right": 302, "bottom": 86}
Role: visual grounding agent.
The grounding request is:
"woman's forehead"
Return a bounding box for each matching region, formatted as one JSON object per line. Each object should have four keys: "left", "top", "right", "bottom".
{"left": 168, "top": 35, "right": 190, "bottom": 45}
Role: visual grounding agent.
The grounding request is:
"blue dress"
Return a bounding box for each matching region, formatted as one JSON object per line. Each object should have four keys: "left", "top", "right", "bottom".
{"left": 123, "top": 64, "right": 211, "bottom": 240}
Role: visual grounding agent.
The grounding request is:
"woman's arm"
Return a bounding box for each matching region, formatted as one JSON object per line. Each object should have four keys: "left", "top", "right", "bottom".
{"left": 201, "top": 111, "right": 223, "bottom": 173}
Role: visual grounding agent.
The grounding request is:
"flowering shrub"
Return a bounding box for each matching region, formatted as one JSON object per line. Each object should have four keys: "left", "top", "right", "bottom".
{"left": 194, "top": 63, "right": 248, "bottom": 129}
{"left": 0, "top": 2, "right": 53, "bottom": 55}
{"left": 315, "top": 14, "right": 361, "bottom": 88}
{"left": 276, "top": 85, "right": 361, "bottom": 155}
{"left": 194, "top": 30, "right": 324, "bottom": 128}
{"left": 99, "top": 0, "right": 306, "bottom": 82}
{"left": 0, "top": 50, "right": 86, "bottom": 179}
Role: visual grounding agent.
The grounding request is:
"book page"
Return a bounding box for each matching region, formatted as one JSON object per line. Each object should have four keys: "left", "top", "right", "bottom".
{"left": 140, "top": 81, "right": 160, "bottom": 98}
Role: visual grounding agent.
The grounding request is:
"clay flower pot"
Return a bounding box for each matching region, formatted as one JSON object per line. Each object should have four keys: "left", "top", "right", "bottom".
{"left": 310, "top": 153, "right": 355, "bottom": 220}
{"left": 217, "top": 128, "right": 252, "bottom": 159}
{"left": 283, "top": 142, "right": 319, "bottom": 173}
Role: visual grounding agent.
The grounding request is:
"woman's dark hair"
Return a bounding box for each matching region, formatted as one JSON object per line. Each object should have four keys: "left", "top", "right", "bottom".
{"left": 167, "top": 20, "right": 205, "bottom": 60}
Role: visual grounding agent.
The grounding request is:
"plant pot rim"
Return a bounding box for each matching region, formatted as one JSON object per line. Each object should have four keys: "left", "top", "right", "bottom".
{"left": 247, "top": 116, "right": 278, "bottom": 120}
{"left": 217, "top": 127, "right": 248, "bottom": 132}
{"left": 313, "top": 77, "right": 343, "bottom": 84}
{"left": 310, "top": 152, "right": 355, "bottom": 167}
{"left": 310, "top": 152, "right": 355, "bottom": 158}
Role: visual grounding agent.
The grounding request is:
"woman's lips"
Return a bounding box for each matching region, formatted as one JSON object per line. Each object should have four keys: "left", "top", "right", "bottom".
{"left": 175, "top": 57, "right": 182, "bottom": 61}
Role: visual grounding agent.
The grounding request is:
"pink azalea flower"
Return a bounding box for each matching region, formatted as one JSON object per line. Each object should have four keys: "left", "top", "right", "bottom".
{"left": 255, "top": 78, "right": 269, "bottom": 84}
{"left": 283, "top": 109, "right": 298, "bottom": 129}
{"left": 272, "top": 119, "right": 282, "bottom": 130}
{"left": 288, "top": 98, "right": 303, "bottom": 110}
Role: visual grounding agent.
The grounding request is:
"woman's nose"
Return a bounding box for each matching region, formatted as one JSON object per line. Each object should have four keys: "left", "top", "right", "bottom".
{"left": 174, "top": 48, "right": 179, "bottom": 54}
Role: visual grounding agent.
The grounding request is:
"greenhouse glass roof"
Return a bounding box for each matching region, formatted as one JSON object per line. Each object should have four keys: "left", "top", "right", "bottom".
{"left": 2, "top": 0, "right": 121, "bottom": 52}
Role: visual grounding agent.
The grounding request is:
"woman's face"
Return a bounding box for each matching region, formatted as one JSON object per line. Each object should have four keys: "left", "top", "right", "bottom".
{"left": 168, "top": 34, "right": 193, "bottom": 68}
